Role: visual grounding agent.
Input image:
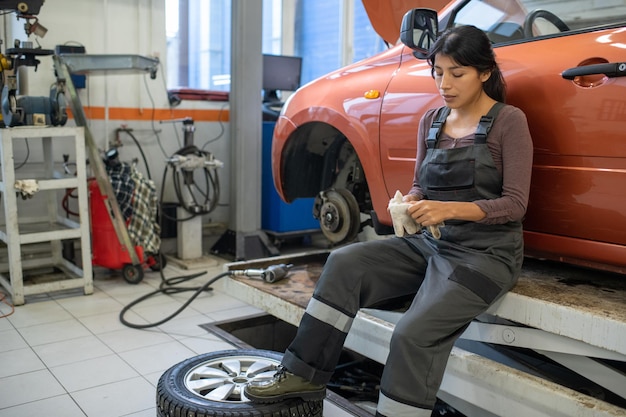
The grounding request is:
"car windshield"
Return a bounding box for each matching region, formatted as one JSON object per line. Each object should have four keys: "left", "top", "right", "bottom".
{"left": 451, "top": 0, "right": 626, "bottom": 44}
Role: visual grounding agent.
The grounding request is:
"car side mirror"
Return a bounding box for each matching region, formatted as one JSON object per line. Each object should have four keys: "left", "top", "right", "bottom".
{"left": 400, "top": 8, "right": 439, "bottom": 58}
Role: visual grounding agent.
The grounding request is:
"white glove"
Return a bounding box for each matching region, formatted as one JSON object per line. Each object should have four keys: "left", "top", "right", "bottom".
{"left": 426, "top": 224, "right": 442, "bottom": 240}
{"left": 387, "top": 190, "right": 419, "bottom": 237}
{"left": 387, "top": 190, "right": 444, "bottom": 239}
{"left": 14, "top": 179, "right": 39, "bottom": 199}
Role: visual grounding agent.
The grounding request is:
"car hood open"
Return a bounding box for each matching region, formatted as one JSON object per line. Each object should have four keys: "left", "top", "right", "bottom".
{"left": 361, "top": 0, "right": 449, "bottom": 45}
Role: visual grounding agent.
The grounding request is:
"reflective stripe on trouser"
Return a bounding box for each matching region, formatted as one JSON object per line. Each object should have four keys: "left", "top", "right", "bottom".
{"left": 281, "top": 299, "right": 353, "bottom": 384}
{"left": 377, "top": 392, "right": 432, "bottom": 417}
{"left": 306, "top": 297, "right": 353, "bottom": 333}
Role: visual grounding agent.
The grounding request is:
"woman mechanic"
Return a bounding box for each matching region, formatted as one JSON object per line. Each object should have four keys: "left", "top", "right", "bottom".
{"left": 245, "top": 24, "right": 534, "bottom": 417}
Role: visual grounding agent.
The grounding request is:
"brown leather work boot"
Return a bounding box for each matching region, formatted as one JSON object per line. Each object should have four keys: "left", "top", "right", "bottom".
{"left": 244, "top": 366, "right": 326, "bottom": 403}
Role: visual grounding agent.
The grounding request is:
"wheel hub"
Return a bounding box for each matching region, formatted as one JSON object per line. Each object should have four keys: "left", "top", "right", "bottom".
{"left": 184, "top": 354, "right": 280, "bottom": 403}
{"left": 314, "top": 189, "right": 361, "bottom": 244}
{"left": 321, "top": 202, "right": 342, "bottom": 233}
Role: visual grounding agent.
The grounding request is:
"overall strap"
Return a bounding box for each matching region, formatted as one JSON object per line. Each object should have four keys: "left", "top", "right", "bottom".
{"left": 474, "top": 102, "right": 505, "bottom": 144}
{"left": 426, "top": 106, "right": 451, "bottom": 149}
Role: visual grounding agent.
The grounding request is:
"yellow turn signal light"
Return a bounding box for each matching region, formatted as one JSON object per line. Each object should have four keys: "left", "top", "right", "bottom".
{"left": 364, "top": 89, "right": 380, "bottom": 99}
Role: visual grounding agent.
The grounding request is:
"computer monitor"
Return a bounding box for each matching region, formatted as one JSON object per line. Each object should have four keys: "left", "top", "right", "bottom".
{"left": 262, "top": 54, "right": 302, "bottom": 103}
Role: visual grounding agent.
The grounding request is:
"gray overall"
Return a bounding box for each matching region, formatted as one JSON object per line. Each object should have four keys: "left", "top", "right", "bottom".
{"left": 282, "top": 103, "right": 524, "bottom": 416}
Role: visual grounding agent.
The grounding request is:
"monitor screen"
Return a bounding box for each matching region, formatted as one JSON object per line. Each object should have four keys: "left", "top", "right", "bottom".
{"left": 262, "top": 54, "right": 302, "bottom": 102}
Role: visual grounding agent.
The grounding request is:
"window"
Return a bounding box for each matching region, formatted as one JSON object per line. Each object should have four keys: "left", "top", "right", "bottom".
{"left": 450, "top": 0, "right": 626, "bottom": 45}
{"left": 166, "top": 0, "right": 232, "bottom": 91}
{"left": 166, "top": 0, "right": 387, "bottom": 91}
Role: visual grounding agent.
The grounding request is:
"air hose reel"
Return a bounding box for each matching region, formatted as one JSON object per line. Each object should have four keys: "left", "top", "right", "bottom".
{"left": 164, "top": 118, "right": 224, "bottom": 215}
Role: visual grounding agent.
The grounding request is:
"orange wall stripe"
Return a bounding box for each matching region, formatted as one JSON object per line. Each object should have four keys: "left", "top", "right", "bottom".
{"left": 68, "top": 107, "right": 230, "bottom": 122}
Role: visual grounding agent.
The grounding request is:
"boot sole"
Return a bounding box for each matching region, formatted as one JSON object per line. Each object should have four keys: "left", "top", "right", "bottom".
{"left": 244, "top": 387, "right": 326, "bottom": 404}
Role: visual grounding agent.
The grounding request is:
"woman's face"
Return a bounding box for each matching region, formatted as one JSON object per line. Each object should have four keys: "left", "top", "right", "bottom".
{"left": 432, "top": 53, "right": 491, "bottom": 110}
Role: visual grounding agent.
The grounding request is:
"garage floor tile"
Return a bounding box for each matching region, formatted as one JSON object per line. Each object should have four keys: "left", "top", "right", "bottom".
{"left": 0, "top": 258, "right": 247, "bottom": 416}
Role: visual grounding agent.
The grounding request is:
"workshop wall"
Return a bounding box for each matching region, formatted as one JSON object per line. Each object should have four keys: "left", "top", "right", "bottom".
{"left": 3, "top": 0, "right": 232, "bottom": 229}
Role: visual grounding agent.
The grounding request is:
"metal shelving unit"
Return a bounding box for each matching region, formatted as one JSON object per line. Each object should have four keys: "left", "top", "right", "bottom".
{"left": 0, "top": 126, "right": 93, "bottom": 305}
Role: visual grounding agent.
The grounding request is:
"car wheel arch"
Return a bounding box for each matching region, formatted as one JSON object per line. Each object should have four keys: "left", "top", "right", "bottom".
{"left": 280, "top": 121, "right": 375, "bottom": 210}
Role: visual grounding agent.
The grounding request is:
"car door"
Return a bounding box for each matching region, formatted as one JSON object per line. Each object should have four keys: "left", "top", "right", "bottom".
{"left": 491, "top": 2, "right": 626, "bottom": 265}
{"left": 505, "top": 29, "right": 626, "bottom": 255}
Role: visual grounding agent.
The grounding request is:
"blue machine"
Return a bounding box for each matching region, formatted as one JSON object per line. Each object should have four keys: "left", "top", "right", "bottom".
{"left": 261, "top": 122, "right": 320, "bottom": 233}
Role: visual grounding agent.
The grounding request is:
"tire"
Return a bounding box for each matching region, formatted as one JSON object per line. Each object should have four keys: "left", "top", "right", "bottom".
{"left": 122, "top": 264, "right": 144, "bottom": 284}
{"left": 156, "top": 349, "right": 324, "bottom": 417}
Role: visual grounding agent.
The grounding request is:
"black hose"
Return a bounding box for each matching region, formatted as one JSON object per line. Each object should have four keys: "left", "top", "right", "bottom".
{"left": 13, "top": 139, "right": 30, "bottom": 169}
{"left": 168, "top": 145, "right": 221, "bottom": 217}
{"left": 119, "top": 270, "right": 232, "bottom": 329}
{"left": 158, "top": 163, "right": 197, "bottom": 223}
{"left": 121, "top": 129, "right": 152, "bottom": 180}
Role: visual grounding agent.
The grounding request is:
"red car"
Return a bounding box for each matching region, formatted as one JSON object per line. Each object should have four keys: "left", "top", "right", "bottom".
{"left": 272, "top": 0, "right": 626, "bottom": 274}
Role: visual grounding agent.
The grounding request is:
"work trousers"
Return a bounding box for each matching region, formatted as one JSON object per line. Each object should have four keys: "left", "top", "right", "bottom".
{"left": 282, "top": 234, "right": 519, "bottom": 416}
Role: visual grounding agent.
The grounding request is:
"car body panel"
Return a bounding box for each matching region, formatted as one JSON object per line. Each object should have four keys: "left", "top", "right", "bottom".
{"left": 272, "top": 0, "right": 626, "bottom": 273}
{"left": 361, "top": 0, "right": 451, "bottom": 44}
{"left": 272, "top": 47, "right": 403, "bottom": 210}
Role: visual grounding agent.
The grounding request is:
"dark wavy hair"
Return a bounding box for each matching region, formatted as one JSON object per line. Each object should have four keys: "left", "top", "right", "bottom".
{"left": 427, "top": 25, "right": 506, "bottom": 102}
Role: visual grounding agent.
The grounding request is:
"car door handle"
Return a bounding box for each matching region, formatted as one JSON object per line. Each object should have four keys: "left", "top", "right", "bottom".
{"left": 562, "top": 62, "right": 626, "bottom": 79}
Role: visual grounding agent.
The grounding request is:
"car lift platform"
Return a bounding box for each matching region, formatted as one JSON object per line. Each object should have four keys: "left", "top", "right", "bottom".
{"left": 223, "top": 249, "right": 626, "bottom": 417}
